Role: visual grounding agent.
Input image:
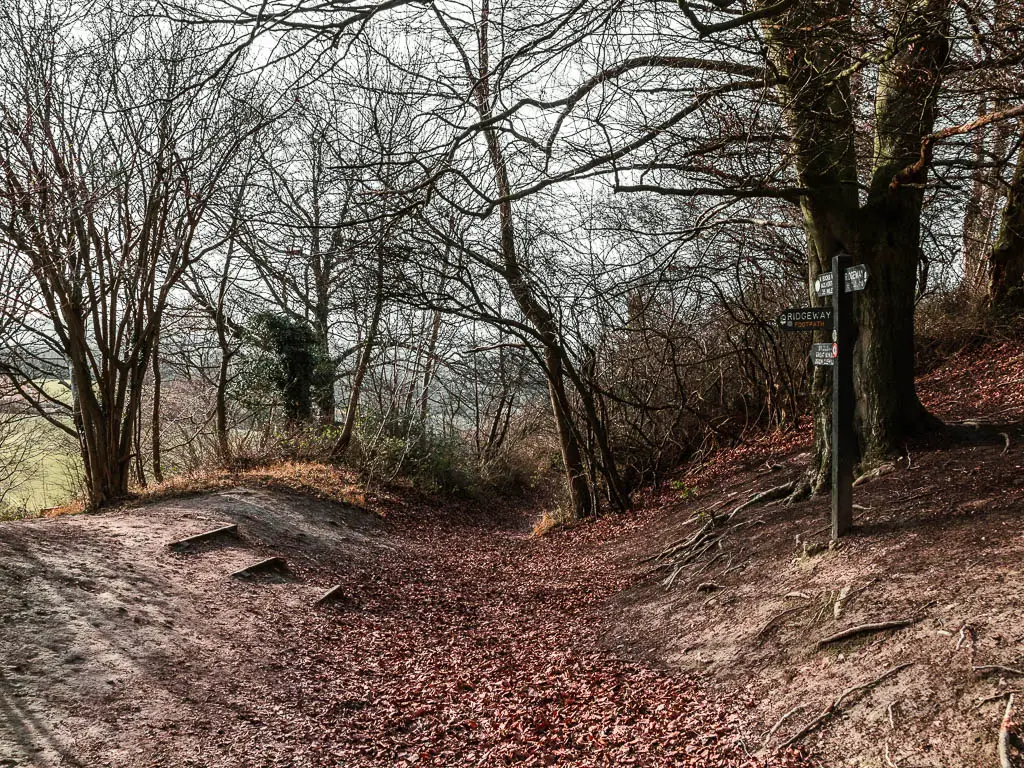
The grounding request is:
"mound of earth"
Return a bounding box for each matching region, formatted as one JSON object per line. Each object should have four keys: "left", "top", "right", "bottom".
{"left": 3, "top": 340, "right": 1020, "bottom": 768}
{"left": 0, "top": 488, "right": 382, "bottom": 767}
{"left": 610, "top": 339, "right": 1024, "bottom": 766}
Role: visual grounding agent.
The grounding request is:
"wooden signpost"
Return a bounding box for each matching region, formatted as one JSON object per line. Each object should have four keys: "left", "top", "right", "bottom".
{"left": 778, "top": 253, "right": 868, "bottom": 539}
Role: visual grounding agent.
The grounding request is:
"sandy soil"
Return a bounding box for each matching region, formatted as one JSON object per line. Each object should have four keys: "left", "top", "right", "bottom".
{"left": 0, "top": 487, "right": 384, "bottom": 767}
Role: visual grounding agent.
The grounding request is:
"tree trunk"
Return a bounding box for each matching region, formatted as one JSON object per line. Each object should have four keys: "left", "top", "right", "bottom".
{"left": 418, "top": 309, "right": 442, "bottom": 424}
{"left": 314, "top": 288, "right": 336, "bottom": 425}
{"left": 961, "top": 104, "right": 1008, "bottom": 297}
{"left": 134, "top": 401, "right": 148, "bottom": 488}
{"left": 763, "top": 0, "right": 947, "bottom": 476}
{"left": 334, "top": 250, "right": 385, "bottom": 457}
{"left": 852, "top": 0, "right": 948, "bottom": 461}
{"left": 852, "top": 203, "right": 939, "bottom": 460}
{"left": 989, "top": 135, "right": 1024, "bottom": 315}
{"left": 76, "top": 390, "right": 134, "bottom": 509}
{"left": 216, "top": 347, "right": 231, "bottom": 464}
{"left": 544, "top": 348, "right": 594, "bottom": 517}
{"left": 468, "top": 0, "right": 605, "bottom": 517}
{"left": 151, "top": 336, "right": 163, "bottom": 483}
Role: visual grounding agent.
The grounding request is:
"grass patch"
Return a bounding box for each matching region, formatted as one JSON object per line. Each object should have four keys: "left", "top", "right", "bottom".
{"left": 532, "top": 504, "right": 579, "bottom": 537}
{"left": 122, "top": 462, "right": 367, "bottom": 512}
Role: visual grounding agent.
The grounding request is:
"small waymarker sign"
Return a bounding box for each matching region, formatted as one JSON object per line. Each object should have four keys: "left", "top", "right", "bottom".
{"left": 814, "top": 264, "right": 869, "bottom": 297}
{"left": 778, "top": 307, "right": 833, "bottom": 332}
{"left": 811, "top": 342, "right": 835, "bottom": 366}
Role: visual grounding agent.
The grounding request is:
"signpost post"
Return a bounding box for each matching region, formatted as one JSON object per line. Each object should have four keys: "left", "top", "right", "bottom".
{"left": 829, "top": 254, "right": 855, "bottom": 539}
{"left": 779, "top": 254, "right": 867, "bottom": 540}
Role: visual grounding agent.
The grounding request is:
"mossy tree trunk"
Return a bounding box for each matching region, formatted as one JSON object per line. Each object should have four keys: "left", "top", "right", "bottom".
{"left": 763, "top": 0, "right": 949, "bottom": 482}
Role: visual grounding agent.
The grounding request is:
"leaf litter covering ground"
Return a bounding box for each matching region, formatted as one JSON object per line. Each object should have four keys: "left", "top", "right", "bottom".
{"left": 0, "top": 485, "right": 811, "bottom": 768}
{"left": 208, "top": 507, "right": 811, "bottom": 768}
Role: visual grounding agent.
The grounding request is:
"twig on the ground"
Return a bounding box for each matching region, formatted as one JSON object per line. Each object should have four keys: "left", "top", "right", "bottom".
{"left": 755, "top": 604, "right": 810, "bottom": 642}
{"left": 957, "top": 623, "right": 976, "bottom": 659}
{"left": 975, "top": 665, "right": 1024, "bottom": 678}
{"left": 998, "top": 694, "right": 1015, "bottom": 768}
{"left": 887, "top": 700, "right": 897, "bottom": 730}
{"left": 976, "top": 691, "right": 1019, "bottom": 710}
{"left": 833, "top": 579, "right": 877, "bottom": 620}
{"left": 883, "top": 740, "right": 901, "bottom": 767}
{"left": 776, "top": 663, "right": 914, "bottom": 751}
{"left": 815, "top": 619, "right": 916, "bottom": 649}
{"left": 1000, "top": 432, "right": 1011, "bottom": 454}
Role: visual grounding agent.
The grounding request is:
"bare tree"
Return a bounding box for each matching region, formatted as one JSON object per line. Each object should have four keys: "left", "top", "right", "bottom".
{"left": 0, "top": 1, "right": 273, "bottom": 506}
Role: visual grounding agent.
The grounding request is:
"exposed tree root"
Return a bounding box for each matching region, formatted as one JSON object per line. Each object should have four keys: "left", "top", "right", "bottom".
{"left": 976, "top": 691, "right": 1019, "bottom": 711}
{"left": 853, "top": 462, "right": 898, "bottom": 487}
{"left": 815, "top": 619, "right": 916, "bottom": 649}
{"left": 730, "top": 480, "right": 796, "bottom": 517}
{"left": 976, "top": 665, "right": 1024, "bottom": 678}
{"left": 652, "top": 480, "right": 795, "bottom": 589}
{"left": 755, "top": 604, "right": 810, "bottom": 643}
{"left": 763, "top": 703, "right": 805, "bottom": 743}
{"left": 785, "top": 478, "right": 812, "bottom": 505}
{"left": 776, "top": 663, "right": 914, "bottom": 751}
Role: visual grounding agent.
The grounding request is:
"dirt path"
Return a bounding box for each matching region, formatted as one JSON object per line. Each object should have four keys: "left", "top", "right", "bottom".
{"left": 0, "top": 488, "right": 808, "bottom": 768}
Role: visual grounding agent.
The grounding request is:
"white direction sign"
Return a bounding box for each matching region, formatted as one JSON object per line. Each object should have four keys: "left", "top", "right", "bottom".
{"left": 811, "top": 342, "right": 836, "bottom": 367}
{"left": 814, "top": 264, "right": 869, "bottom": 297}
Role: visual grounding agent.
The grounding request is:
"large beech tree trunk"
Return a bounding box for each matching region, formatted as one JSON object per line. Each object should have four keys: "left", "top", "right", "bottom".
{"left": 989, "top": 136, "right": 1024, "bottom": 315}
{"left": 763, "top": 0, "right": 948, "bottom": 479}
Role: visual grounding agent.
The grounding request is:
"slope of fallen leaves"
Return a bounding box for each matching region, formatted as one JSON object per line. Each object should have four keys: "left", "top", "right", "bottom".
{"left": 917, "top": 337, "right": 1024, "bottom": 420}
{"left": 186, "top": 498, "right": 811, "bottom": 768}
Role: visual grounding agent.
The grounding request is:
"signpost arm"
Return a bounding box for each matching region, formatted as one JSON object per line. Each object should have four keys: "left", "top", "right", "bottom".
{"left": 832, "top": 253, "right": 855, "bottom": 538}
